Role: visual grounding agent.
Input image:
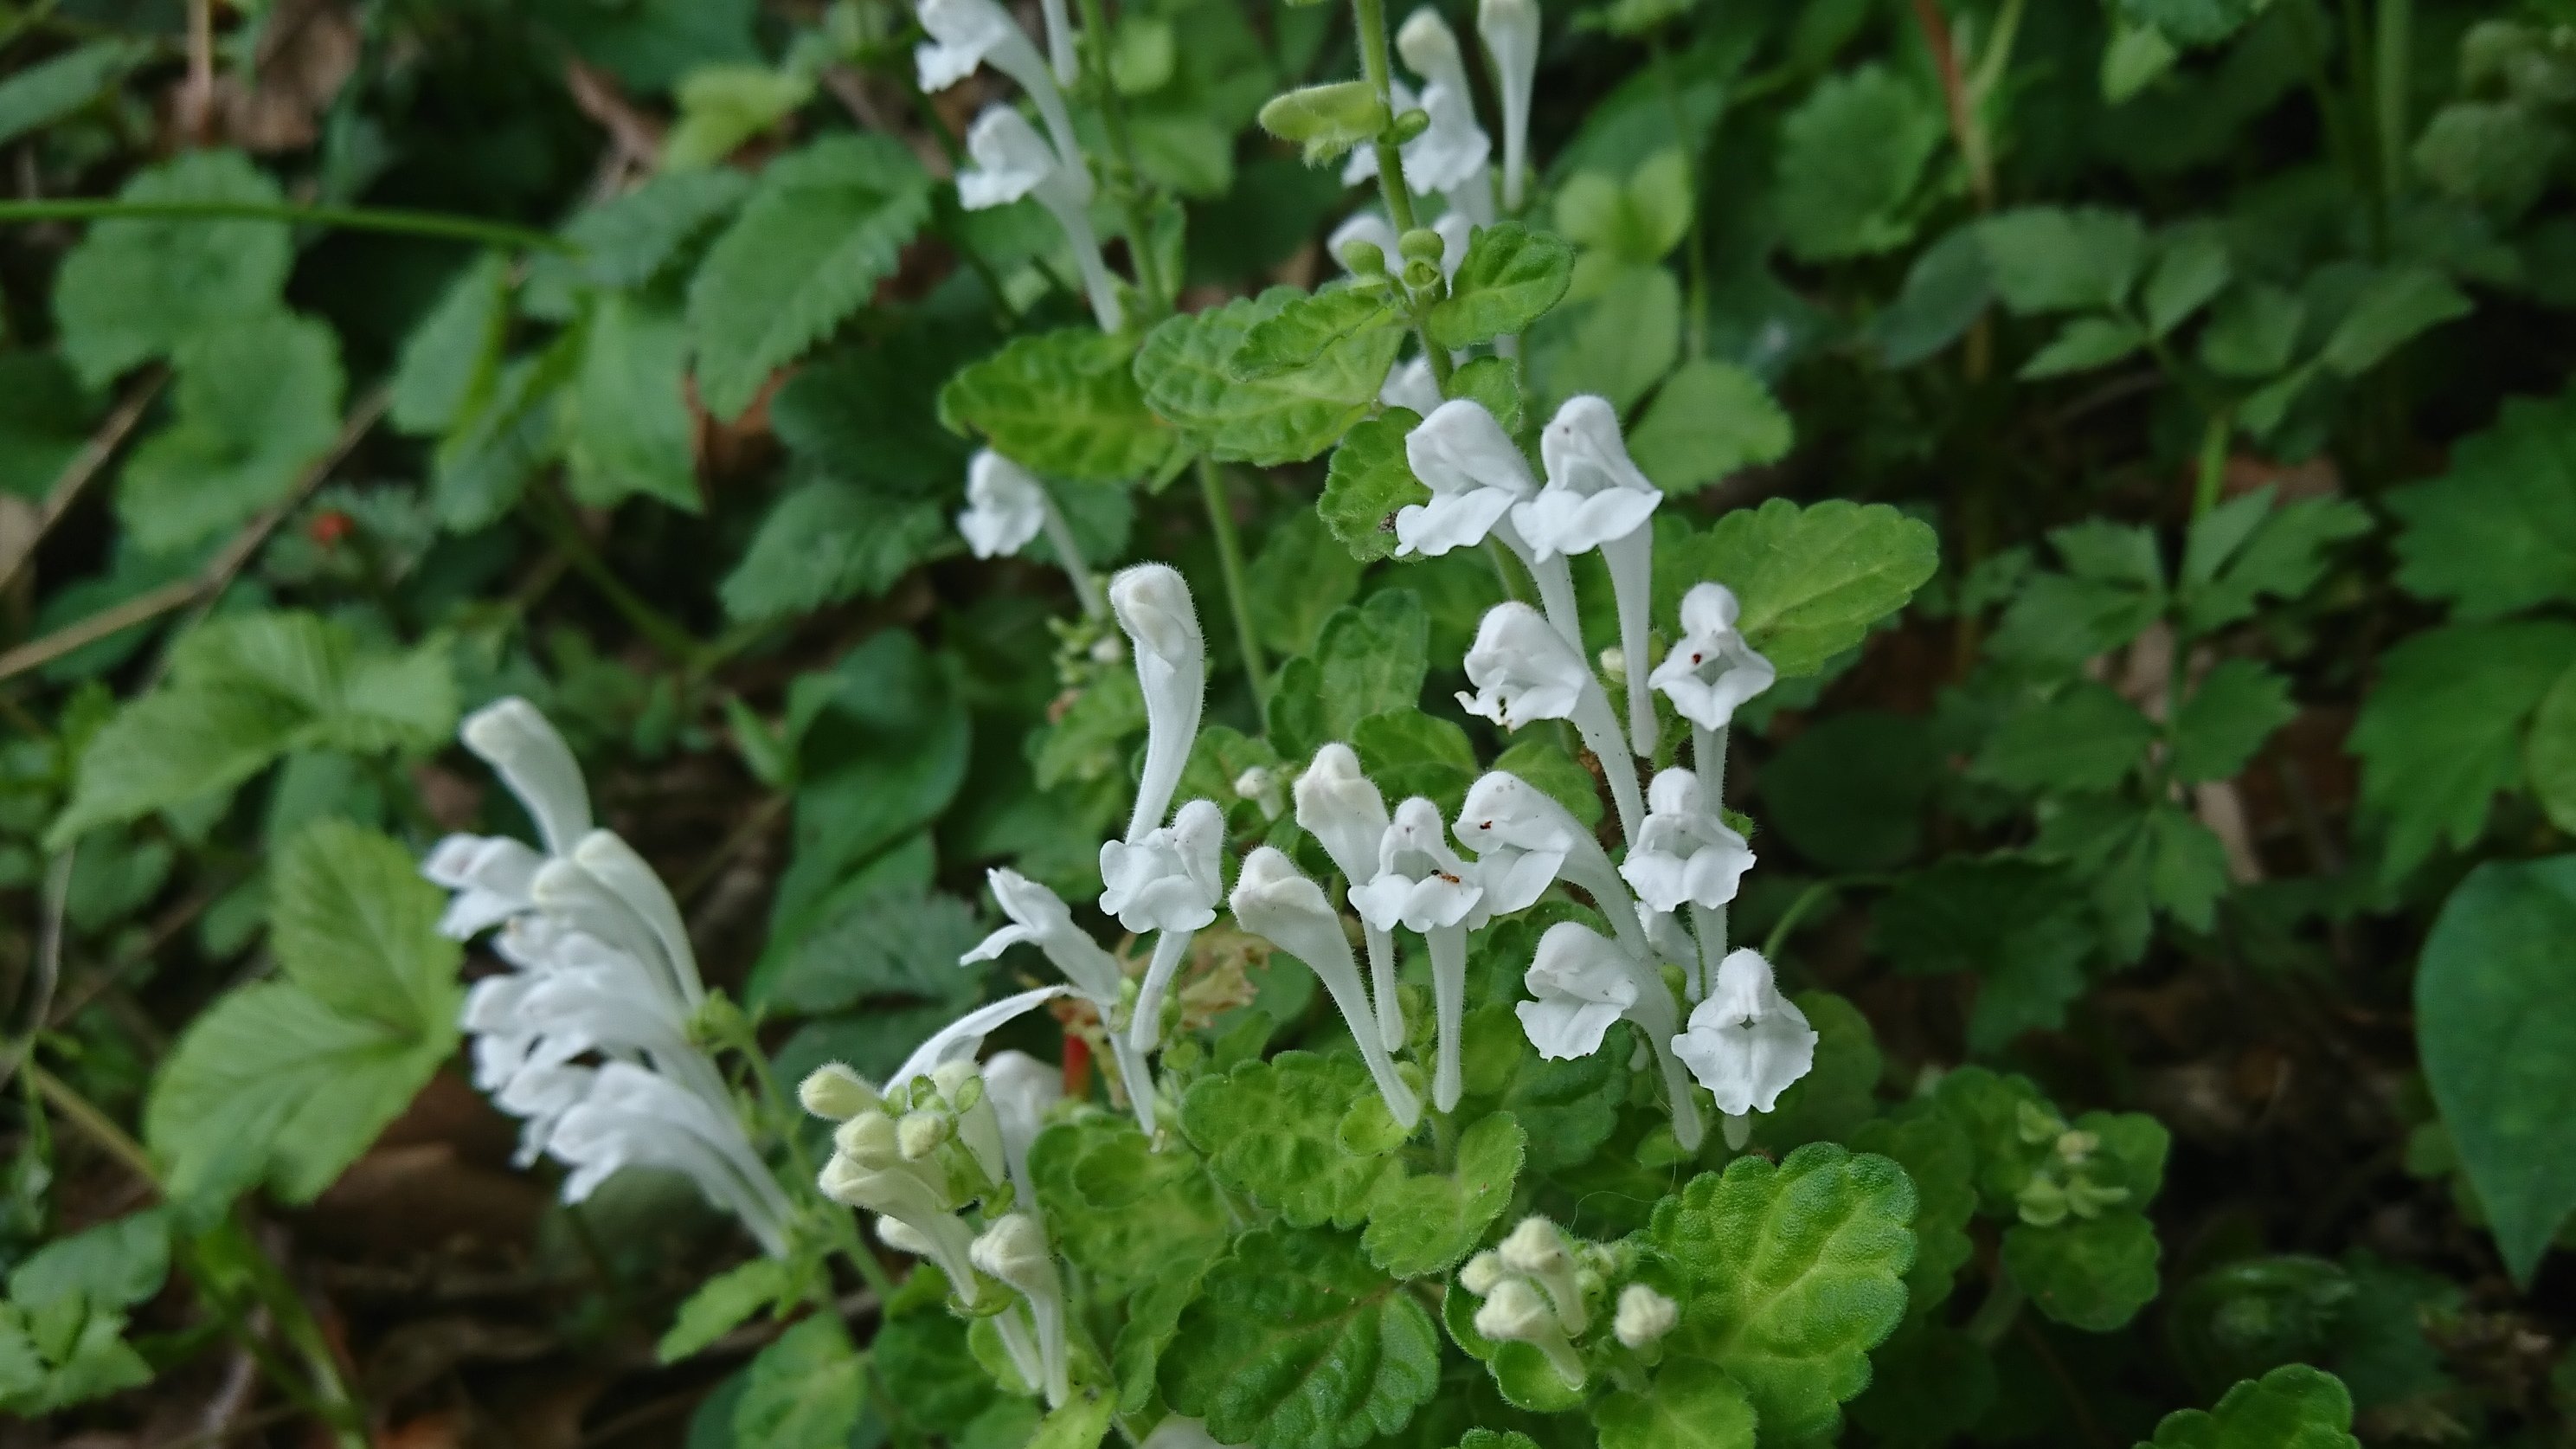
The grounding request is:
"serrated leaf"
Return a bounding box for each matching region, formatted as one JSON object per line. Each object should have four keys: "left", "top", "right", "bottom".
{"left": 52, "top": 150, "right": 292, "bottom": 386}
{"left": 2349, "top": 621, "right": 2576, "bottom": 879}
{"left": 719, "top": 482, "right": 948, "bottom": 623}
{"left": 2018, "top": 315, "right": 2146, "bottom": 379}
{"left": 1628, "top": 360, "right": 1792, "bottom": 494}
{"left": 549, "top": 168, "right": 755, "bottom": 293}
{"left": 658, "top": 1258, "right": 793, "bottom": 1362}
{"left": 1159, "top": 1227, "right": 1442, "bottom": 1449}
{"left": 2387, "top": 388, "right": 2576, "bottom": 620}
{"left": 1249, "top": 508, "right": 1366, "bottom": 657}
{"left": 1848, "top": 1115, "right": 1976, "bottom": 1316}
{"left": 1319, "top": 408, "right": 1428, "bottom": 563}
{"left": 1652, "top": 1143, "right": 1918, "bottom": 1441}
{"left": 1429, "top": 222, "right": 1574, "bottom": 350}
{"left": 562, "top": 291, "right": 700, "bottom": 512}
{"left": 2172, "top": 659, "right": 2295, "bottom": 782}
{"left": 2001, "top": 1210, "right": 2161, "bottom": 1330}
{"left": 7, "top": 1210, "right": 170, "bottom": 1311}
{"left": 1137, "top": 288, "right": 1404, "bottom": 466}
{"left": 1030, "top": 1114, "right": 1231, "bottom": 1298}
{"left": 2182, "top": 491, "right": 2369, "bottom": 632}
{"left": 432, "top": 341, "right": 577, "bottom": 531}
{"left": 1444, "top": 356, "right": 1525, "bottom": 433}
{"left": 732, "top": 1316, "right": 867, "bottom": 1449}
{"left": 1353, "top": 708, "right": 1481, "bottom": 817}
{"left": 0, "top": 38, "right": 149, "bottom": 146}
{"left": 119, "top": 312, "right": 344, "bottom": 552}
{"left": 1180, "top": 1053, "right": 1401, "bottom": 1228}
{"left": 1596, "top": 1356, "right": 1757, "bottom": 1449}
{"left": 2200, "top": 283, "right": 2305, "bottom": 379}
{"left": 687, "top": 135, "right": 934, "bottom": 420}
{"left": 1232, "top": 286, "right": 1402, "bottom": 380}
{"left": 1871, "top": 857, "right": 2095, "bottom": 1052}
{"left": 1669, "top": 499, "right": 1940, "bottom": 677}
{"left": 2319, "top": 266, "right": 2470, "bottom": 377}
{"left": 1975, "top": 681, "right": 2157, "bottom": 793}
{"left": 144, "top": 824, "right": 461, "bottom": 1207}
{"left": 1776, "top": 66, "right": 1943, "bottom": 261}
{"left": 2146, "top": 1365, "right": 2361, "bottom": 1449}
{"left": 1361, "top": 1111, "right": 1524, "bottom": 1278}
{"left": 389, "top": 252, "right": 511, "bottom": 436}
{"left": 1535, "top": 261, "right": 1680, "bottom": 414}
{"left": 1977, "top": 207, "right": 2149, "bottom": 314}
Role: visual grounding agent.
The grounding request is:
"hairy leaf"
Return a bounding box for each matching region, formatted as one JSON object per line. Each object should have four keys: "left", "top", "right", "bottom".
{"left": 1361, "top": 1111, "right": 1525, "bottom": 1278}
{"left": 119, "top": 312, "right": 344, "bottom": 551}
{"left": 1180, "top": 1053, "right": 1401, "bottom": 1228}
{"left": 2142, "top": 1365, "right": 2361, "bottom": 1449}
{"left": 1137, "top": 289, "right": 1404, "bottom": 466}
{"left": 53, "top": 150, "right": 292, "bottom": 386}
{"left": 1429, "top": 222, "right": 1575, "bottom": 350}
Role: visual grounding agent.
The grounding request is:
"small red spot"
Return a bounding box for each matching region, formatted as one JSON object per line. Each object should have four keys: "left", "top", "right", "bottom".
{"left": 1689, "top": 652, "right": 1703, "bottom": 664}
{"left": 1061, "top": 1032, "right": 1093, "bottom": 1098}
{"left": 307, "top": 508, "right": 354, "bottom": 547}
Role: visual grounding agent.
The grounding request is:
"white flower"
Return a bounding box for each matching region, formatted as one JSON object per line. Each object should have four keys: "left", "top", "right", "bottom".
{"left": 915, "top": 0, "right": 1079, "bottom": 170}
{"left": 972, "top": 1214, "right": 1070, "bottom": 1404}
{"left": 962, "top": 873, "right": 1160, "bottom": 1132}
{"left": 1614, "top": 1284, "right": 1678, "bottom": 1349}
{"left": 1474, "top": 1278, "right": 1584, "bottom": 1387}
{"left": 1519, "top": 922, "right": 1704, "bottom": 1150}
{"left": 1397, "top": 400, "right": 1535, "bottom": 557}
{"left": 798, "top": 1063, "right": 881, "bottom": 1120}
{"left": 1294, "top": 744, "right": 1406, "bottom": 1049}
{"left": 1397, "top": 7, "right": 1471, "bottom": 94}
{"left": 458, "top": 697, "right": 592, "bottom": 853}
{"left": 980, "top": 1049, "right": 1062, "bottom": 1203}
{"left": 549, "top": 1063, "right": 794, "bottom": 1256}
{"left": 1521, "top": 396, "right": 1664, "bottom": 749}
{"left": 1498, "top": 1215, "right": 1588, "bottom": 1331}
{"left": 1477, "top": 0, "right": 1539, "bottom": 210}
{"left": 1140, "top": 1420, "right": 1241, "bottom": 1449}
{"left": 1620, "top": 769, "right": 1756, "bottom": 913}
{"left": 1648, "top": 583, "right": 1776, "bottom": 733}
{"left": 1037, "top": 0, "right": 1076, "bottom": 84}
{"left": 1105, "top": 798, "right": 1226, "bottom": 1053}
{"left": 888, "top": 983, "right": 1074, "bottom": 1090}
{"left": 1110, "top": 564, "right": 1207, "bottom": 843}
{"left": 1229, "top": 847, "right": 1422, "bottom": 1128}
{"left": 954, "top": 104, "right": 1121, "bottom": 333}
{"left": 1455, "top": 602, "right": 1589, "bottom": 728}
{"left": 958, "top": 448, "right": 1050, "bottom": 558}
{"left": 1349, "top": 797, "right": 1482, "bottom": 1111}
{"left": 819, "top": 1153, "right": 985, "bottom": 1302}
{"left": 1452, "top": 771, "right": 1629, "bottom": 927}
{"left": 1671, "top": 948, "right": 1816, "bottom": 1119}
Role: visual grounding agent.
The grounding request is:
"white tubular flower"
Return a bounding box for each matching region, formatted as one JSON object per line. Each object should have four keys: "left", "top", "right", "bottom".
{"left": 915, "top": 0, "right": 1080, "bottom": 168}
{"left": 1109, "top": 798, "right": 1227, "bottom": 1054}
{"left": 981, "top": 1049, "right": 1063, "bottom": 1204}
{"left": 1456, "top": 602, "right": 1645, "bottom": 843}
{"left": 1397, "top": 6, "right": 1471, "bottom": 95}
{"left": 1521, "top": 396, "right": 1664, "bottom": 750}
{"left": 1230, "top": 847, "right": 1423, "bottom": 1130}
{"left": 1293, "top": 744, "right": 1408, "bottom": 1047}
{"left": 956, "top": 106, "right": 1122, "bottom": 333}
{"left": 1037, "top": 0, "right": 1076, "bottom": 84}
{"left": 1140, "top": 1420, "right": 1241, "bottom": 1449}
{"left": 972, "top": 1214, "right": 1070, "bottom": 1405}
{"left": 1475, "top": 1278, "right": 1586, "bottom": 1388}
{"left": 1110, "top": 564, "right": 1207, "bottom": 844}
{"left": 551, "top": 1063, "right": 794, "bottom": 1257}
{"left": 1477, "top": 0, "right": 1539, "bottom": 211}
{"left": 1648, "top": 583, "right": 1777, "bottom": 734}
{"left": 963, "top": 872, "right": 1161, "bottom": 1133}
{"left": 1453, "top": 772, "right": 1643, "bottom": 945}
{"left": 1398, "top": 400, "right": 1534, "bottom": 557}
{"left": 1620, "top": 769, "right": 1756, "bottom": 914}
{"left": 891, "top": 985, "right": 1075, "bottom": 1092}
{"left": 1614, "top": 1284, "right": 1679, "bottom": 1350}
{"left": 1498, "top": 1215, "right": 1588, "bottom": 1332}
{"left": 459, "top": 697, "right": 593, "bottom": 854}
{"left": 1520, "top": 922, "right": 1703, "bottom": 1150}
{"left": 1349, "top": 797, "right": 1482, "bottom": 1111}
{"left": 821, "top": 1155, "right": 984, "bottom": 1301}
{"left": 958, "top": 448, "right": 1048, "bottom": 558}
{"left": 1672, "top": 948, "right": 1816, "bottom": 1137}
{"left": 1380, "top": 356, "right": 1442, "bottom": 415}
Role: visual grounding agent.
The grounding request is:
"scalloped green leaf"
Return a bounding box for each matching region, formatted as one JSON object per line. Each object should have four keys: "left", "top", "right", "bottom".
{"left": 1232, "top": 286, "right": 1403, "bottom": 380}
{"left": 2142, "top": 1364, "right": 2361, "bottom": 1449}
{"left": 1596, "top": 1356, "right": 1758, "bottom": 1449}
{"left": 1848, "top": 1114, "right": 1975, "bottom": 1317}
{"left": 1361, "top": 1111, "right": 1524, "bottom": 1278}
{"left": 1030, "top": 1113, "right": 1231, "bottom": 1298}
{"left": 1667, "top": 499, "right": 1940, "bottom": 677}
{"left": 1437, "top": 1271, "right": 1589, "bottom": 1413}
{"left": 2001, "top": 1209, "right": 2162, "bottom": 1331}
{"left": 1180, "top": 1052, "right": 1400, "bottom": 1228}
{"left": 53, "top": 149, "right": 292, "bottom": 386}
{"left": 1650, "top": 1143, "right": 1918, "bottom": 1442}
{"left": 939, "top": 328, "right": 1179, "bottom": 484}
{"left": 1159, "top": 1227, "right": 1441, "bottom": 1449}
{"left": 1429, "top": 222, "right": 1575, "bottom": 350}
{"left": 1137, "top": 288, "right": 1404, "bottom": 466}
{"left": 1319, "top": 408, "right": 1427, "bottom": 563}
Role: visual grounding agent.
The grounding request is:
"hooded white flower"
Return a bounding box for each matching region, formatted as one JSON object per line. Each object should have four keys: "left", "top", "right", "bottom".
{"left": 1477, "top": 0, "right": 1539, "bottom": 211}
{"left": 1395, "top": 9, "right": 1496, "bottom": 222}
{"left": 1456, "top": 603, "right": 1645, "bottom": 840}
{"left": 955, "top": 106, "right": 1122, "bottom": 333}
{"left": 1294, "top": 744, "right": 1408, "bottom": 1049}
{"left": 1105, "top": 798, "right": 1227, "bottom": 1054}
{"left": 819, "top": 1151, "right": 986, "bottom": 1303}
{"left": 916, "top": 0, "right": 1080, "bottom": 168}
{"left": 972, "top": 1213, "right": 1070, "bottom": 1404}
{"left": 1648, "top": 583, "right": 1776, "bottom": 733}
{"left": 1521, "top": 396, "right": 1664, "bottom": 749}
{"left": 1110, "top": 564, "right": 1206, "bottom": 844}
{"left": 958, "top": 448, "right": 1050, "bottom": 558}
{"left": 1518, "top": 923, "right": 1703, "bottom": 1150}
{"left": 549, "top": 1062, "right": 795, "bottom": 1256}
{"left": 423, "top": 698, "right": 593, "bottom": 935}
{"left": 1349, "top": 797, "right": 1483, "bottom": 1111}
{"left": 1672, "top": 948, "right": 1816, "bottom": 1126}
{"left": 1452, "top": 772, "right": 1646, "bottom": 948}
{"left": 1230, "top": 847, "right": 1422, "bottom": 1129}
{"left": 1397, "top": 400, "right": 1536, "bottom": 557}
{"left": 980, "top": 1049, "right": 1063, "bottom": 1204}
{"left": 1344, "top": 80, "right": 1491, "bottom": 203}
{"left": 962, "top": 871, "right": 1160, "bottom": 1131}
{"left": 1380, "top": 356, "right": 1443, "bottom": 415}
{"left": 1620, "top": 769, "right": 1756, "bottom": 913}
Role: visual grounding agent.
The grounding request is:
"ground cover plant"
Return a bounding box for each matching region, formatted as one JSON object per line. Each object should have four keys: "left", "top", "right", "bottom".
{"left": 0, "top": 0, "right": 2572, "bottom": 1446}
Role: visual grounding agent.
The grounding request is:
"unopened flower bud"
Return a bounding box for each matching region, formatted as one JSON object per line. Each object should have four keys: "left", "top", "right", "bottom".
{"left": 1613, "top": 1284, "right": 1678, "bottom": 1349}
{"left": 931, "top": 1059, "right": 982, "bottom": 1105}
{"left": 1403, "top": 257, "right": 1442, "bottom": 291}
{"left": 1341, "top": 238, "right": 1389, "bottom": 276}
{"left": 2055, "top": 1129, "right": 2100, "bottom": 1163}
{"left": 1397, "top": 227, "right": 1447, "bottom": 263}
{"left": 800, "top": 1063, "right": 881, "bottom": 1120}
{"left": 834, "top": 1111, "right": 903, "bottom": 1170}
{"left": 1476, "top": 1278, "right": 1586, "bottom": 1387}
{"left": 1390, "top": 107, "right": 1431, "bottom": 145}
{"left": 969, "top": 1212, "right": 1060, "bottom": 1296}
{"left": 1500, "top": 1215, "right": 1570, "bottom": 1274}
{"left": 896, "top": 1109, "right": 953, "bottom": 1160}
{"left": 1598, "top": 646, "right": 1627, "bottom": 686}
{"left": 1234, "top": 765, "right": 1284, "bottom": 820}
{"left": 1460, "top": 1251, "right": 1505, "bottom": 1296}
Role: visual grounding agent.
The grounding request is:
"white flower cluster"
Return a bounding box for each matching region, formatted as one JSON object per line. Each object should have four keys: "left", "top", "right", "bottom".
{"left": 1457, "top": 1216, "right": 1677, "bottom": 1388}
{"left": 423, "top": 699, "right": 795, "bottom": 1256}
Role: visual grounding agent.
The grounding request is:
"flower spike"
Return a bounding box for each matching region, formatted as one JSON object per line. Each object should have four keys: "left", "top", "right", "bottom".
{"left": 1648, "top": 583, "right": 1776, "bottom": 733}
{"left": 1109, "top": 564, "right": 1207, "bottom": 844}
{"left": 1521, "top": 396, "right": 1665, "bottom": 751}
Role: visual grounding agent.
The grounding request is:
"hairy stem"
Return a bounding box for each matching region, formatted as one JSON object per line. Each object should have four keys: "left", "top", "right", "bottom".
{"left": 1196, "top": 455, "right": 1271, "bottom": 705}
{"left": 1350, "top": 0, "right": 1454, "bottom": 390}
{"left": 1073, "top": 0, "right": 1172, "bottom": 318}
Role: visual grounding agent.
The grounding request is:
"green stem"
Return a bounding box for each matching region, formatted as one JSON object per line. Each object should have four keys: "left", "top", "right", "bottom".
{"left": 0, "top": 198, "right": 570, "bottom": 252}
{"left": 525, "top": 488, "right": 706, "bottom": 665}
{"left": 2374, "top": 0, "right": 2411, "bottom": 204}
{"left": 2192, "top": 407, "right": 2232, "bottom": 520}
{"left": 707, "top": 1012, "right": 901, "bottom": 1304}
{"left": 1195, "top": 455, "right": 1270, "bottom": 705}
{"left": 1073, "top": 0, "right": 1172, "bottom": 318}
{"left": 1350, "top": 0, "right": 1453, "bottom": 390}
{"left": 1648, "top": 35, "right": 1711, "bottom": 361}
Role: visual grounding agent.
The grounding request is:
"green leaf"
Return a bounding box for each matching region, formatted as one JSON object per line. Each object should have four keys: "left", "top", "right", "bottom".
{"left": 2018, "top": 316, "right": 2147, "bottom": 379}
{"left": 144, "top": 824, "right": 461, "bottom": 1206}
{"left": 2318, "top": 266, "right": 2470, "bottom": 377}
{"left": 1653, "top": 1143, "right": 1918, "bottom": 1441}
{"left": 2172, "top": 659, "right": 2295, "bottom": 783}
{"left": 1873, "top": 225, "right": 1994, "bottom": 368}
{"left": 2142, "top": 1365, "right": 2361, "bottom": 1449}
{"left": 544, "top": 168, "right": 755, "bottom": 294}
{"left": 1159, "top": 1226, "right": 1442, "bottom": 1449}
{"left": 658, "top": 1258, "right": 793, "bottom": 1362}
{"left": 1627, "top": 360, "right": 1792, "bottom": 494}
{"left": 662, "top": 63, "right": 813, "bottom": 171}
{"left": 119, "top": 311, "right": 344, "bottom": 552}
{"left": 1319, "top": 408, "right": 1429, "bottom": 563}
{"left": 758, "top": 886, "right": 985, "bottom": 1014}
{"left": 1975, "top": 681, "right": 2157, "bottom": 793}
{"left": 432, "top": 341, "right": 577, "bottom": 531}
{"left": 1429, "top": 222, "right": 1575, "bottom": 350}
{"left": 53, "top": 150, "right": 292, "bottom": 387}
{"left": 2528, "top": 665, "right": 2576, "bottom": 834}
{"left": 1256, "top": 81, "right": 1391, "bottom": 162}
{"left": 1667, "top": 499, "right": 1937, "bottom": 677}
{"left": 687, "top": 135, "right": 934, "bottom": 420}
{"left": 2199, "top": 283, "right": 2304, "bottom": 379}
{"left": 2033, "top": 797, "right": 2231, "bottom": 958}
{"left": 1319, "top": 591, "right": 1429, "bottom": 739}
{"left": 1137, "top": 288, "right": 1404, "bottom": 466}
{"left": 1536, "top": 261, "right": 1680, "bottom": 414}
{"left": 1353, "top": 708, "right": 1481, "bottom": 818}
{"left": 2001, "top": 1211, "right": 2162, "bottom": 1330}
{"left": 2143, "top": 233, "right": 2232, "bottom": 338}
{"left": 1361, "top": 1111, "right": 1525, "bottom": 1278}
{"left": 1872, "top": 857, "right": 2095, "bottom": 1051}
{"left": 1776, "top": 66, "right": 1943, "bottom": 261}
{"left": 1847, "top": 1115, "right": 1976, "bottom": 1316}
{"left": 732, "top": 1316, "right": 867, "bottom": 1449}
{"left": 2122, "top": 0, "right": 2264, "bottom": 47}
{"left": 7, "top": 1210, "right": 170, "bottom": 1310}
{"left": 2349, "top": 621, "right": 2576, "bottom": 879}
{"left": 1232, "top": 286, "right": 1404, "bottom": 380}
{"left": 2181, "top": 491, "right": 2369, "bottom": 632}
{"left": 2387, "top": 388, "right": 2576, "bottom": 621}
{"left": 1757, "top": 992, "right": 1885, "bottom": 1150}
{"left": 389, "top": 253, "right": 511, "bottom": 437}
{"left": 0, "top": 39, "right": 150, "bottom": 146}
{"left": 1596, "top": 1356, "right": 1758, "bottom": 1449}
{"left": 1977, "top": 207, "right": 2149, "bottom": 315}
{"left": 1027, "top": 1391, "right": 1118, "bottom": 1449}
{"left": 563, "top": 292, "right": 700, "bottom": 512}
{"left": 52, "top": 613, "right": 457, "bottom": 845}
{"left": 1249, "top": 508, "right": 1366, "bottom": 657}
{"left": 1030, "top": 1114, "right": 1231, "bottom": 1298}
{"left": 719, "top": 482, "right": 948, "bottom": 623}
{"left": 2416, "top": 855, "right": 2576, "bottom": 1285}
{"left": 1180, "top": 1052, "right": 1401, "bottom": 1228}
{"left": 1444, "top": 356, "right": 1525, "bottom": 434}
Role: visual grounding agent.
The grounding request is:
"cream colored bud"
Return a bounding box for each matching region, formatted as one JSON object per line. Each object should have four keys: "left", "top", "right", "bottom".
{"left": 1500, "top": 1216, "right": 1569, "bottom": 1275}
{"left": 1474, "top": 1277, "right": 1558, "bottom": 1342}
{"left": 877, "top": 1215, "right": 938, "bottom": 1257}
{"left": 834, "top": 1111, "right": 903, "bottom": 1170}
{"left": 799, "top": 1063, "right": 881, "bottom": 1120}
{"left": 1459, "top": 1251, "right": 1506, "bottom": 1296}
{"left": 931, "top": 1059, "right": 982, "bottom": 1104}
{"left": 1613, "top": 1284, "right": 1679, "bottom": 1349}
{"left": 969, "top": 1213, "right": 1059, "bottom": 1295}
{"left": 896, "top": 1109, "right": 952, "bottom": 1160}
